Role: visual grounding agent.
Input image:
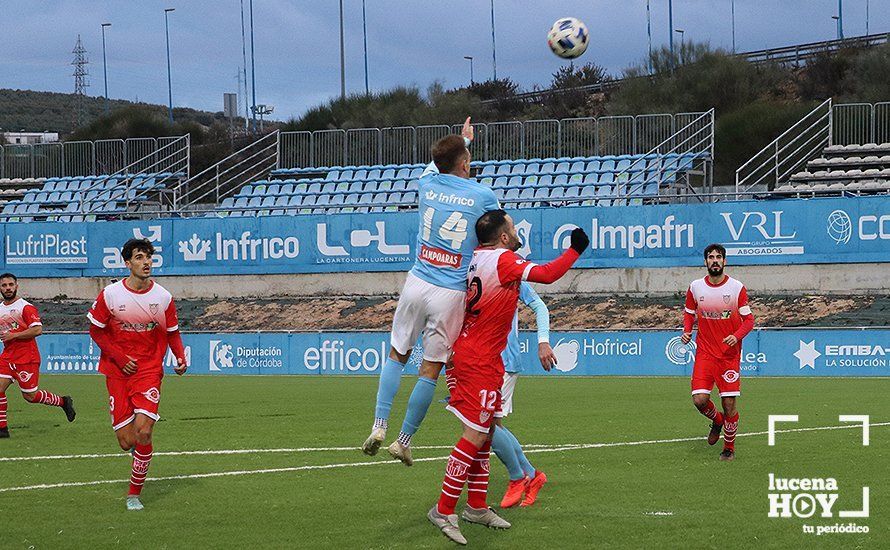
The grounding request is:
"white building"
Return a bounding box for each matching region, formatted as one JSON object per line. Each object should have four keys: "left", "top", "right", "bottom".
{"left": 2, "top": 132, "right": 60, "bottom": 145}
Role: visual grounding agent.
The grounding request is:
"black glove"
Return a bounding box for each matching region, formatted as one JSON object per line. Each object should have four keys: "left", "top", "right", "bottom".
{"left": 569, "top": 227, "right": 590, "bottom": 254}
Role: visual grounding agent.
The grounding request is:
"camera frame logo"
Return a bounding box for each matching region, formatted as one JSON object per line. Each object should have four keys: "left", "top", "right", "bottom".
{"left": 665, "top": 336, "right": 696, "bottom": 365}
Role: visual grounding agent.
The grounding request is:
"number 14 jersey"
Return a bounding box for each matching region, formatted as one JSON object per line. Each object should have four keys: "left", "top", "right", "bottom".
{"left": 409, "top": 172, "right": 500, "bottom": 292}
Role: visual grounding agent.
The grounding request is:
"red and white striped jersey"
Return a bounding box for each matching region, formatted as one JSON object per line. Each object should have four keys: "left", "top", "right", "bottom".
{"left": 0, "top": 298, "right": 42, "bottom": 365}
{"left": 452, "top": 248, "right": 537, "bottom": 372}
{"left": 88, "top": 279, "right": 179, "bottom": 378}
{"left": 685, "top": 275, "right": 752, "bottom": 361}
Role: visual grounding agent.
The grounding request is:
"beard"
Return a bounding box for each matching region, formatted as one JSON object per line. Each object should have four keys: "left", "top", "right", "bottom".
{"left": 708, "top": 264, "right": 724, "bottom": 277}
{"left": 1, "top": 290, "right": 16, "bottom": 300}
{"left": 508, "top": 236, "right": 522, "bottom": 252}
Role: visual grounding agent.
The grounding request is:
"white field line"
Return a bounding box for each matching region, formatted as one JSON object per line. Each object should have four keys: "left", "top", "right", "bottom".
{"left": 0, "top": 422, "right": 886, "bottom": 494}
{"left": 0, "top": 444, "right": 565, "bottom": 463}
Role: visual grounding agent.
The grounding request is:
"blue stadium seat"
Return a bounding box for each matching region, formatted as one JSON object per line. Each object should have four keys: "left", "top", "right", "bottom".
{"left": 348, "top": 181, "right": 364, "bottom": 193}
{"left": 599, "top": 172, "right": 615, "bottom": 184}
{"left": 596, "top": 185, "right": 613, "bottom": 206}
{"left": 409, "top": 168, "right": 423, "bottom": 178}
{"left": 252, "top": 184, "right": 267, "bottom": 196}
{"left": 554, "top": 174, "right": 568, "bottom": 186}
{"left": 383, "top": 168, "right": 397, "bottom": 179}
{"left": 564, "top": 187, "right": 581, "bottom": 200}
{"left": 330, "top": 194, "right": 345, "bottom": 207}
{"left": 261, "top": 196, "right": 276, "bottom": 208}
{"left": 316, "top": 194, "right": 332, "bottom": 207}
{"left": 494, "top": 176, "right": 508, "bottom": 188}
{"left": 496, "top": 164, "right": 512, "bottom": 176}
{"left": 533, "top": 187, "right": 549, "bottom": 200}
{"left": 402, "top": 191, "right": 417, "bottom": 204}
{"left": 494, "top": 188, "right": 505, "bottom": 200}
{"left": 396, "top": 168, "right": 410, "bottom": 179}
{"left": 345, "top": 193, "right": 360, "bottom": 205}
{"left": 549, "top": 187, "right": 565, "bottom": 200}
{"left": 248, "top": 196, "right": 262, "bottom": 209}
{"left": 583, "top": 173, "right": 599, "bottom": 185}
{"left": 570, "top": 161, "right": 585, "bottom": 172}
{"left": 504, "top": 188, "right": 520, "bottom": 201}
{"left": 616, "top": 159, "right": 632, "bottom": 172}
{"left": 525, "top": 162, "right": 540, "bottom": 174}
{"left": 301, "top": 195, "right": 317, "bottom": 208}
{"left": 321, "top": 182, "right": 336, "bottom": 194}
{"left": 280, "top": 183, "right": 294, "bottom": 195}
{"left": 580, "top": 185, "right": 597, "bottom": 199}
{"left": 267, "top": 183, "right": 281, "bottom": 196}
{"left": 392, "top": 180, "right": 407, "bottom": 192}
{"left": 368, "top": 169, "right": 382, "bottom": 180}
{"left": 294, "top": 183, "right": 308, "bottom": 194}
{"left": 326, "top": 170, "right": 339, "bottom": 181}
{"left": 600, "top": 159, "right": 616, "bottom": 172}
{"left": 335, "top": 182, "right": 349, "bottom": 193}
{"left": 518, "top": 187, "right": 535, "bottom": 200}
{"left": 524, "top": 175, "right": 538, "bottom": 187}
{"left": 481, "top": 164, "right": 497, "bottom": 176}
{"left": 540, "top": 161, "right": 555, "bottom": 174}
{"left": 363, "top": 181, "right": 378, "bottom": 193}
{"left": 407, "top": 179, "right": 419, "bottom": 191}
{"left": 354, "top": 169, "right": 368, "bottom": 180}
{"left": 378, "top": 180, "right": 393, "bottom": 192}
{"left": 569, "top": 173, "right": 583, "bottom": 184}
{"left": 538, "top": 175, "right": 553, "bottom": 186}
{"left": 511, "top": 164, "right": 526, "bottom": 175}
{"left": 274, "top": 196, "right": 289, "bottom": 207}
{"left": 585, "top": 160, "right": 601, "bottom": 172}
{"left": 220, "top": 197, "right": 235, "bottom": 209}
{"left": 287, "top": 195, "right": 303, "bottom": 207}
{"left": 509, "top": 176, "right": 523, "bottom": 187}
{"left": 555, "top": 161, "right": 570, "bottom": 173}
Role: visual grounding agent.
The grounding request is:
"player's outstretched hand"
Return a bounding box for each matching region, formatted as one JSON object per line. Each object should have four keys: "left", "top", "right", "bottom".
{"left": 570, "top": 227, "right": 590, "bottom": 254}
{"left": 538, "top": 342, "right": 557, "bottom": 371}
{"left": 174, "top": 357, "right": 188, "bottom": 376}
{"left": 461, "top": 116, "right": 474, "bottom": 143}
{"left": 681, "top": 332, "right": 692, "bottom": 345}
{"left": 122, "top": 356, "right": 138, "bottom": 376}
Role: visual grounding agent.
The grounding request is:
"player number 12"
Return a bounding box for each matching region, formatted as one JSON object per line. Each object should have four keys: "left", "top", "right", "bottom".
{"left": 478, "top": 390, "right": 498, "bottom": 410}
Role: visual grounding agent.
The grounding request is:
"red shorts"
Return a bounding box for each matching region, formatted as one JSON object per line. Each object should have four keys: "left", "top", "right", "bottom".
{"left": 444, "top": 359, "right": 503, "bottom": 433}
{"left": 0, "top": 360, "right": 40, "bottom": 393}
{"left": 105, "top": 372, "right": 163, "bottom": 431}
{"left": 691, "top": 355, "right": 741, "bottom": 397}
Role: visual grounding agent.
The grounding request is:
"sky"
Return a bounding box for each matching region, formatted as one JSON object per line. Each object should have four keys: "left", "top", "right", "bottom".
{"left": 1, "top": 1, "right": 886, "bottom": 122}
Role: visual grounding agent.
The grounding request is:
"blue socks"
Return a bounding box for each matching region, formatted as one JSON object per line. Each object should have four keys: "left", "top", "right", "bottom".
{"left": 508, "top": 428, "right": 536, "bottom": 478}
{"left": 374, "top": 357, "right": 406, "bottom": 423}
{"left": 492, "top": 426, "right": 525, "bottom": 480}
{"left": 399, "top": 376, "right": 437, "bottom": 438}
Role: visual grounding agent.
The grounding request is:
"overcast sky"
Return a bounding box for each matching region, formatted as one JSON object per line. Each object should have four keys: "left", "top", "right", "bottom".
{"left": 2, "top": 1, "right": 885, "bottom": 121}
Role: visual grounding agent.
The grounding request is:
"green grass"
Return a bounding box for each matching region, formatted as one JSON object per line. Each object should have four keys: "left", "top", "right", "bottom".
{"left": 1, "top": 375, "right": 887, "bottom": 549}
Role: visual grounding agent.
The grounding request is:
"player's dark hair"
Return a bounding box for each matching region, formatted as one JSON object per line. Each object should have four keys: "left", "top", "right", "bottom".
{"left": 432, "top": 134, "right": 469, "bottom": 174}
{"left": 0, "top": 273, "right": 16, "bottom": 282}
{"left": 704, "top": 243, "right": 726, "bottom": 259}
{"left": 122, "top": 238, "right": 155, "bottom": 261}
{"left": 476, "top": 209, "right": 509, "bottom": 244}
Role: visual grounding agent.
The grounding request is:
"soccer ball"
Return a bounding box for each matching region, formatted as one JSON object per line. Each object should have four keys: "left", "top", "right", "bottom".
{"left": 547, "top": 17, "right": 589, "bottom": 59}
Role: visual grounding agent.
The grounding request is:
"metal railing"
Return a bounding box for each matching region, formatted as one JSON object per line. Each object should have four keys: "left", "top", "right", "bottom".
{"left": 0, "top": 136, "right": 187, "bottom": 181}
{"left": 606, "top": 109, "right": 714, "bottom": 201}
{"left": 736, "top": 100, "right": 890, "bottom": 193}
{"left": 735, "top": 99, "right": 833, "bottom": 193}
{"left": 172, "top": 130, "right": 279, "bottom": 213}
{"left": 277, "top": 112, "right": 709, "bottom": 169}
{"left": 81, "top": 135, "right": 191, "bottom": 215}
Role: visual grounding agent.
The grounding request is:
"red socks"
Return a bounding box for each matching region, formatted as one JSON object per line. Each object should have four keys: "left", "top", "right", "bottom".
{"left": 129, "top": 443, "right": 153, "bottom": 496}
{"left": 723, "top": 412, "right": 739, "bottom": 451}
{"left": 699, "top": 399, "right": 724, "bottom": 425}
{"left": 0, "top": 393, "right": 7, "bottom": 428}
{"left": 437, "top": 438, "right": 480, "bottom": 515}
{"left": 34, "top": 390, "right": 63, "bottom": 407}
{"left": 466, "top": 440, "right": 491, "bottom": 510}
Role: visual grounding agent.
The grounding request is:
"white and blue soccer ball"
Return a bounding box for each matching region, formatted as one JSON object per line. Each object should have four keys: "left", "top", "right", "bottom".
{"left": 547, "top": 17, "right": 589, "bottom": 59}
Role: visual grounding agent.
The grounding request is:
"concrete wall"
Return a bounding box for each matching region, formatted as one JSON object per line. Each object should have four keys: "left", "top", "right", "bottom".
{"left": 21, "top": 263, "right": 890, "bottom": 300}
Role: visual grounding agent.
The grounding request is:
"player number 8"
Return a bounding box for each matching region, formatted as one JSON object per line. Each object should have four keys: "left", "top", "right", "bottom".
{"left": 422, "top": 207, "right": 468, "bottom": 249}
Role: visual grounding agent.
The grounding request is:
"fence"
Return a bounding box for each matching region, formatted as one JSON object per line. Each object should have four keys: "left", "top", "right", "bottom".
{"left": 0, "top": 136, "right": 185, "bottom": 180}
{"left": 277, "top": 112, "right": 709, "bottom": 169}
{"left": 735, "top": 100, "right": 890, "bottom": 193}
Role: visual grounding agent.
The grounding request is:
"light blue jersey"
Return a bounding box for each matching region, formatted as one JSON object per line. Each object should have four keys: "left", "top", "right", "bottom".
{"left": 409, "top": 172, "right": 499, "bottom": 292}
{"left": 502, "top": 283, "right": 550, "bottom": 373}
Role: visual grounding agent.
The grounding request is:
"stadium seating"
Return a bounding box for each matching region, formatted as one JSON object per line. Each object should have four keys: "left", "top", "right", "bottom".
{"left": 0, "top": 173, "right": 182, "bottom": 222}
{"left": 212, "top": 152, "right": 707, "bottom": 217}
{"left": 779, "top": 143, "right": 890, "bottom": 196}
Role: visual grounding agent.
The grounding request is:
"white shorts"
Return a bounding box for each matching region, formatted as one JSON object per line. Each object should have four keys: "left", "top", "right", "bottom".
{"left": 390, "top": 272, "right": 466, "bottom": 364}
{"left": 500, "top": 372, "right": 520, "bottom": 417}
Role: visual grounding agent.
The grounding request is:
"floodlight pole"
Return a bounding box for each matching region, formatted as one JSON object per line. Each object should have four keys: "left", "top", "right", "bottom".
{"left": 668, "top": 0, "right": 674, "bottom": 69}
{"left": 362, "top": 0, "right": 369, "bottom": 95}
{"left": 490, "top": 0, "right": 497, "bottom": 80}
{"left": 339, "top": 0, "right": 346, "bottom": 100}
{"left": 731, "top": 0, "right": 736, "bottom": 53}
{"left": 101, "top": 23, "right": 111, "bottom": 114}
{"left": 164, "top": 8, "right": 175, "bottom": 124}
{"left": 249, "top": 0, "right": 258, "bottom": 133}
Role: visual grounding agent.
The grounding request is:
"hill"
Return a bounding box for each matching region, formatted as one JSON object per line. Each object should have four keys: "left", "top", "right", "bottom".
{"left": 0, "top": 88, "right": 243, "bottom": 135}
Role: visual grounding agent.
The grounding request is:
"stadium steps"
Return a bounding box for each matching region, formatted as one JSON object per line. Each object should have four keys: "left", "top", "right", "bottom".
{"left": 777, "top": 143, "right": 890, "bottom": 196}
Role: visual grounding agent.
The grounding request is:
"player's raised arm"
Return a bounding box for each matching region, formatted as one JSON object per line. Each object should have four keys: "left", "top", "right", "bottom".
{"left": 499, "top": 228, "right": 588, "bottom": 285}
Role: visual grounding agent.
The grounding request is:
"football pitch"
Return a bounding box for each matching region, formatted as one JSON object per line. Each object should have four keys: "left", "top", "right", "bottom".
{"left": 1, "top": 375, "right": 886, "bottom": 549}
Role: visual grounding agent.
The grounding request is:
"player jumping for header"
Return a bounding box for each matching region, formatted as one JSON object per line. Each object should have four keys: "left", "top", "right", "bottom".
{"left": 490, "top": 282, "right": 554, "bottom": 508}
{"left": 88, "top": 239, "right": 188, "bottom": 510}
{"left": 682, "top": 243, "right": 755, "bottom": 461}
{"left": 0, "top": 273, "right": 76, "bottom": 438}
{"left": 363, "top": 118, "right": 501, "bottom": 466}
{"left": 429, "top": 210, "right": 588, "bottom": 545}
